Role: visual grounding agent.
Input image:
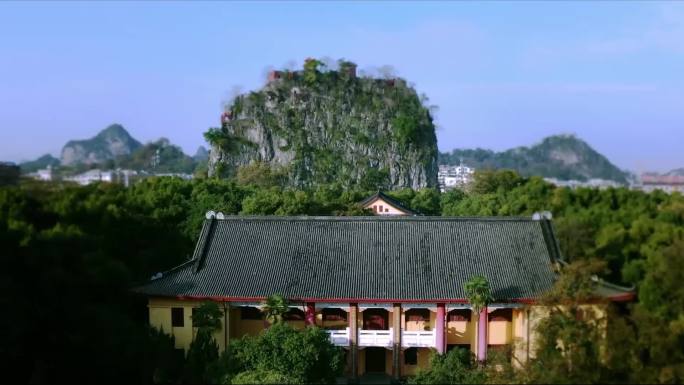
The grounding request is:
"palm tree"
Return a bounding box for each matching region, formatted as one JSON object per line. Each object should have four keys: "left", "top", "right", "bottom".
{"left": 261, "top": 294, "right": 289, "bottom": 325}
{"left": 465, "top": 275, "right": 493, "bottom": 363}
{"left": 464, "top": 275, "right": 493, "bottom": 314}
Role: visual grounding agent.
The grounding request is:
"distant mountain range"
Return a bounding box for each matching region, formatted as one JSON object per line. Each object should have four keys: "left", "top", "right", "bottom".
{"left": 440, "top": 134, "right": 630, "bottom": 183}
{"left": 19, "top": 124, "right": 207, "bottom": 175}
{"left": 16, "top": 125, "right": 678, "bottom": 184}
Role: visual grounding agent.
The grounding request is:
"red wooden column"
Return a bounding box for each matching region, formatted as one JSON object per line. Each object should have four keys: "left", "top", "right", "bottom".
{"left": 305, "top": 302, "right": 316, "bottom": 326}
{"left": 436, "top": 303, "right": 446, "bottom": 354}
{"left": 477, "top": 307, "right": 488, "bottom": 362}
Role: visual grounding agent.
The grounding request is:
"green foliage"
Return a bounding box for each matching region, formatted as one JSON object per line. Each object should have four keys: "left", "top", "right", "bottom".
{"left": 192, "top": 301, "right": 224, "bottom": 330}
{"left": 236, "top": 161, "right": 287, "bottom": 188}
{"left": 470, "top": 169, "right": 525, "bottom": 195}
{"left": 464, "top": 275, "right": 493, "bottom": 314}
{"left": 261, "top": 294, "right": 289, "bottom": 325}
{"left": 410, "top": 348, "right": 485, "bottom": 384}
{"left": 517, "top": 261, "right": 609, "bottom": 384}
{"left": 185, "top": 328, "right": 220, "bottom": 384}
{"left": 3, "top": 166, "right": 684, "bottom": 383}
{"left": 147, "top": 327, "right": 185, "bottom": 384}
{"left": 185, "top": 302, "right": 223, "bottom": 383}
{"left": 230, "top": 369, "right": 298, "bottom": 384}
{"left": 303, "top": 58, "right": 323, "bottom": 85}
{"left": 215, "top": 323, "right": 343, "bottom": 384}
{"left": 117, "top": 138, "right": 197, "bottom": 174}
{"left": 205, "top": 57, "right": 438, "bottom": 190}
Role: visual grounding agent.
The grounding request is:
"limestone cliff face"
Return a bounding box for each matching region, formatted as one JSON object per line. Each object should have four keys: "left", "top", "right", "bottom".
{"left": 206, "top": 61, "right": 438, "bottom": 189}
{"left": 61, "top": 124, "right": 142, "bottom": 166}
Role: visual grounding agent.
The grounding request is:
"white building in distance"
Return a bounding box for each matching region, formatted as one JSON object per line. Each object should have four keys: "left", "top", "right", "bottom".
{"left": 438, "top": 164, "right": 474, "bottom": 192}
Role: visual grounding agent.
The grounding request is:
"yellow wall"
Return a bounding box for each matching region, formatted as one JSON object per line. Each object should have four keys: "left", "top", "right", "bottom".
{"left": 405, "top": 309, "right": 435, "bottom": 331}
{"left": 363, "top": 197, "right": 409, "bottom": 216}
{"left": 148, "top": 298, "right": 227, "bottom": 352}
{"left": 148, "top": 299, "right": 569, "bottom": 376}
{"left": 488, "top": 320, "right": 512, "bottom": 345}
{"left": 402, "top": 348, "right": 432, "bottom": 376}
{"left": 446, "top": 310, "right": 473, "bottom": 345}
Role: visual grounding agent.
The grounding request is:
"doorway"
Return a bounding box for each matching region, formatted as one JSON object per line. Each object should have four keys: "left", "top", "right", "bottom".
{"left": 365, "top": 347, "right": 386, "bottom": 373}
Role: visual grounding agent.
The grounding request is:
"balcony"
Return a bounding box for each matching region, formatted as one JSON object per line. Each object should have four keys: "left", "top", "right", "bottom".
{"left": 325, "top": 328, "right": 350, "bottom": 347}
{"left": 402, "top": 330, "right": 436, "bottom": 348}
{"left": 359, "top": 328, "right": 393, "bottom": 347}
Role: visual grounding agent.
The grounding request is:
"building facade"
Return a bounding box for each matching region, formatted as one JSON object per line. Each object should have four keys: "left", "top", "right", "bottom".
{"left": 637, "top": 174, "right": 684, "bottom": 194}
{"left": 438, "top": 164, "right": 474, "bottom": 192}
{"left": 134, "top": 215, "right": 632, "bottom": 380}
{"left": 359, "top": 191, "right": 417, "bottom": 216}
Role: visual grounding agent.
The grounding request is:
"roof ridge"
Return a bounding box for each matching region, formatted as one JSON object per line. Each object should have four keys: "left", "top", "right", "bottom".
{"left": 206, "top": 215, "right": 539, "bottom": 222}
{"left": 591, "top": 276, "right": 636, "bottom": 292}
{"left": 131, "top": 258, "right": 196, "bottom": 292}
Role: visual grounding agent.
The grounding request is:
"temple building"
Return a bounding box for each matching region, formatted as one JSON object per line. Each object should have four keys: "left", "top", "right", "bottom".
{"left": 133, "top": 214, "right": 633, "bottom": 380}
{"left": 359, "top": 191, "right": 418, "bottom": 216}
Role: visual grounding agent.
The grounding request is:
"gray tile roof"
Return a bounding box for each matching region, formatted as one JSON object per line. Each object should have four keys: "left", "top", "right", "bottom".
{"left": 133, "top": 216, "right": 562, "bottom": 302}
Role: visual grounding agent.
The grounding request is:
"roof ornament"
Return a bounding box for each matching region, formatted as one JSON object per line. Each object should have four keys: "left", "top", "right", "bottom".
{"left": 532, "top": 211, "right": 553, "bottom": 220}
{"left": 205, "top": 210, "right": 216, "bottom": 219}
{"left": 150, "top": 272, "right": 163, "bottom": 280}
{"left": 216, "top": 212, "right": 225, "bottom": 220}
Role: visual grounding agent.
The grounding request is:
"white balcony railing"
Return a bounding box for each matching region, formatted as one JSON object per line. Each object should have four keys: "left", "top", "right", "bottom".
{"left": 402, "top": 330, "right": 436, "bottom": 348}
{"left": 324, "top": 328, "right": 350, "bottom": 347}
{"left": 359, "top": 328, "right": 394, "bottom": 347}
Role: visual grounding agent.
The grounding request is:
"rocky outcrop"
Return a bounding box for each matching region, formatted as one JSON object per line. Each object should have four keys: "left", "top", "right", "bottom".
{"left": 61, "top": 124, "right": 142, "bottom": 166}
{"left": 206, "top": 59, "right": 438, "bottom": 189}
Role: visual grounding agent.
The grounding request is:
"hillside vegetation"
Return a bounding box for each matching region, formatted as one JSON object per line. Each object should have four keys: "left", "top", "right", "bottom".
{"left": 205, "top": 58, "right": 438, "bottom": 190}
{"left": 440, "top": 135, "right": 629, "bottom": 183}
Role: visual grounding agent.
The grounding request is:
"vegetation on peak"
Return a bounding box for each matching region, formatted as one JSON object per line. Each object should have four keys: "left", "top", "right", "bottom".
{"left": 205, "top": 58, "right": 438, "bottom": 190}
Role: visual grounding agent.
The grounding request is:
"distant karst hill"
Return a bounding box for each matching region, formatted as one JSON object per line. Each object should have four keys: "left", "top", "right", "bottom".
{"left": 205, "top": 58, "right": 438, "bottom": 190}
{"left": 440, "top": 135, "right": 629, "bottom": 183}
{"left": 20, "top": 124, "right": 200, "bottom": 175}
{"left": 19, "top": 154, "right": 60, "bottom": 173}
{"left": 61, "top": 124, "right": 142, "bottom": 166}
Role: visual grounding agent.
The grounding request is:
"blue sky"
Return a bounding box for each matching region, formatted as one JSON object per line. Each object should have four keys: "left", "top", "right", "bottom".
{"left": 1, "top": 1, "right": 683, "bottom": 172}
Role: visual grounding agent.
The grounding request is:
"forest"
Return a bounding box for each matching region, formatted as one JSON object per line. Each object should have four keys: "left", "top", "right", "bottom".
{"left": 0, "top": 169, "right": 682, "bottom": 384}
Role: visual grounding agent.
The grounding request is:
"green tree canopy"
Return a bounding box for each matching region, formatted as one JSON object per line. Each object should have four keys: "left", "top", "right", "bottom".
{"left": 464, "top": 275, "right": 493, "bottom": 314}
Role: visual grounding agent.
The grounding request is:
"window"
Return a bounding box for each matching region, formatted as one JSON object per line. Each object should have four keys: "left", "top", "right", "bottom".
{"left": 171, "top": 307, "right": 184, "bottom": 327}
{"left": 322, "top": 308, "right": 347, "bottom": 322}
{"left": 373, "top": 205, "right": 377, "bottom": 212}
{"left": 489, "top": 309, "right": 513, "bottom": 322}
{"left": 448, "top": 309, "right": 471, "bottom": 322}
{"left": 283, "top": 308, "right": 305, "bottom": 321}
{"left": 405, "top": 309, "right": 430, "bottom": 322}
{"left": 385, "top": 208, "right": 389, "bottom": 212}
{"left": 379, "top": 205, "right": 384, "bottom": 212}
{"left": 404, "top": 348, "right": 418, "bottom": 365}
{"left": 241, "top": 306, "right": 263, "bottom": 320}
